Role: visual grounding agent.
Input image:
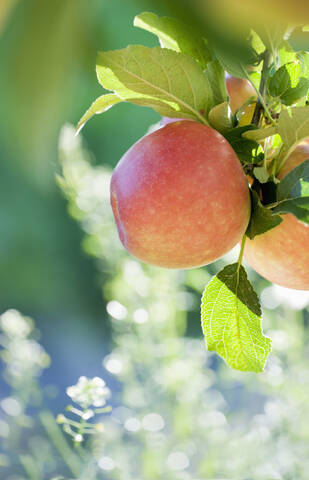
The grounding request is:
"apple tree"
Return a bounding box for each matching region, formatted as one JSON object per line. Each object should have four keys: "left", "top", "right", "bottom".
{"left": 78, "top": 12, "right": 309, "bottom": 373}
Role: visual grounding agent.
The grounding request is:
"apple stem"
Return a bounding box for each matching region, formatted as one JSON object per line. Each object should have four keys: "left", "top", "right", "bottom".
{"left": 250, "top": 50, "right": 274, "bottom": 127}
{"left": 237, "top": 235, "right": 246, "bottom": 272}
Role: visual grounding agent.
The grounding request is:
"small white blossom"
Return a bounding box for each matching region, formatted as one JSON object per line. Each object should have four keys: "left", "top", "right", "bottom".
{"left": 66, "top": 376, "right": 110, "bottom": 408}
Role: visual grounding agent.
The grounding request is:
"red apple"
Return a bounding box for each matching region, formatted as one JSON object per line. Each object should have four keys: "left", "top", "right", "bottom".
{"left": 244, "top": 143, "right": 309, "bottom": 290}
{"left": 110, "top": 120, "right": 250, "bottom": 268}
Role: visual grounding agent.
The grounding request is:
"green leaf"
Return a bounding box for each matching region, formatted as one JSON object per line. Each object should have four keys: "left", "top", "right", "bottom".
{"left": 246, "top": 190, "right": 283, "bottom": 239}
{"left": 277, "top": 158, "right": 309, "bottom": 201}
{"left": 297, "top": 51, "right": 309, "bottom": 77}
{"left": 282, "top": 77, "right": 309, "bottom": 105}
{"left": 253, "top": 166, "right": 269, "bottom": 183}
{"left": 277, "top": 107, "right": 309, "bottom": 158}
{"left": 268, "top": 63, "right": 309, "bottom": 105}
{"left": 297, "top": 51, "right": 309, "bottom": 103}
{"left": 134, "top": 12, "right": 211, "bottom": 69}
{"left": 201, "top": 263, "right": 271, "bottom": 372}
{"left": 208, "top": 102, "right": 233, "bottom": 133}
{"left": 211, "top": 29, "right": 259, "bottom": 80}
{"left": 249, "top": 29, "right": 266, "bottom": 56}
{"left": 76, "top": 94, "right": 122, "bottom": 133}
{"left": 268, "top": 64, "right": 293, "bottom": 97}
{"left": 96, "top": 45, "right": 210, "bottom": 123}
{"left": 274, "top": 158, "right": 309, "bottom": 224}
{"left": 242, "top": 126, "right": 277, "bottom": 142}
{"left": 278, "top": 41, "right": 296, "bottom": 66}
{"left": 272, "top": 197, "right": 309, "bottom": 225}
{"left": 249, "top": 71, "right": 261, "bottom": 91}
{"left": 259, "top": 24, "right": 286, "bottom": 55}
{"left": 224, "top": 126, "right": 263, "bottom": 165}
{"left": 204, "top": 60, "right": 228, "bottom": 108}
{"left": 212, "top": 48, "right": 248, "bottom": 79}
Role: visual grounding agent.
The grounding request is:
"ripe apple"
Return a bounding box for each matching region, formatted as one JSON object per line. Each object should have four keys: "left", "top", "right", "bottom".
{"left": 244, "top": 143, "right": 309, "bottom": 290}
{"left": 225, "top": 75, "right": 256, "bottom": 125}
{"left": 110, "top": 120, "right": 250, "bottom": 268}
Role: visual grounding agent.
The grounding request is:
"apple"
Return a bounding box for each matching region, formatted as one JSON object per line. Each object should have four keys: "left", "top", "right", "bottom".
{"left": 244, "top": 143, "right": 309, "bottom": 290}
{"left": 110, "top": 120, "right": 250, "bottom": 268}
{"left": 225, "top": 75, "right": 256, "bottom": 125}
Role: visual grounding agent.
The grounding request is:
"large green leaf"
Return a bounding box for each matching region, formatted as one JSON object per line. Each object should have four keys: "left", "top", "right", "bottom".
{"left": 96, "top": 45, "right": 211, "bottom": 123}
{"left": 201, "top": 263, "right": 271, "bottom": 372}
{"left": 134, "top": 12, "right": 211, "bottom": 69}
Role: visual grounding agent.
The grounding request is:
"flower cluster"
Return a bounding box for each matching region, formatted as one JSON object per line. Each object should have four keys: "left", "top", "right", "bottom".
{"left": 57, "top": 376, "right": 111, "bottom": 444}
{"left": 66, "top": 376, "right": 110, "bottom": 409}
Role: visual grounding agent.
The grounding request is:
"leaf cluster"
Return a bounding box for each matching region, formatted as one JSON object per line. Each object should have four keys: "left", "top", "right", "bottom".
{"left": 77, "top": 12, "right": 309, "bottom": 373}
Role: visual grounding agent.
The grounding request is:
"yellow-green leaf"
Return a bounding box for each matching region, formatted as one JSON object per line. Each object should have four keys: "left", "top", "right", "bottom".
{"left": 201, "top": 264, "right": 271, "bottom": 372}
{"left": 96, "top": 45, "right": 210, "bottom": 123}
{"left": 77, "top": 94, "right": 122, "bottom": 133}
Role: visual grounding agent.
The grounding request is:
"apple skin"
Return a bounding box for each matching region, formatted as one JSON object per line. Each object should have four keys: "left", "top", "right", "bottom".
{"left": 226, "top": 75, "right": 256, "bottom": 125}
{"left": 244, "top": 143, "right": 309, "bottom": 290}
{"left": 110, "top": 120, "right": 250, "bottom": 269}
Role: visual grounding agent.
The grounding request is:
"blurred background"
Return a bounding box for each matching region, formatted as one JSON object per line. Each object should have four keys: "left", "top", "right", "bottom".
{"left": 0, "top": 0, "right": 165, "bottom": 393}
{"left": 1, "top": 1, "right": 309, "bottom": 479}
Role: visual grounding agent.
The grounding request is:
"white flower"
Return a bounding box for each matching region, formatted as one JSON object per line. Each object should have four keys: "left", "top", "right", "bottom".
{"left": 66, "top": 376, "right": 110, "bottom": 408}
